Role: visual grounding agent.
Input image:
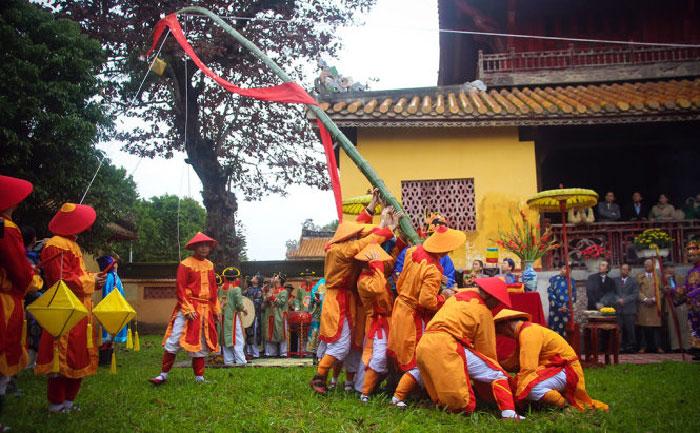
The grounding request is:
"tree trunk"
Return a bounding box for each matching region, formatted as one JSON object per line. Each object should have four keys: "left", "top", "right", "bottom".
{"left": 176, "top": 60, "right": 240, "bottom": 268}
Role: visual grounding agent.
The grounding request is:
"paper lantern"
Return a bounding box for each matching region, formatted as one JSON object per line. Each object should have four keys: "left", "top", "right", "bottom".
{"left": 27, "top": 280, "right": 88, "bottom": 338}
{"left": 92, "top": 289, "right": 136, "bottom": 336}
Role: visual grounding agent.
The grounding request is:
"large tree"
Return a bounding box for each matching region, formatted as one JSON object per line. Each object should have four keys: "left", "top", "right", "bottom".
{"left": 52, "top": 0, "right": 376, "bottom": 265}
{"left": 0, "top": 0, "right": 137, "bottom": 253}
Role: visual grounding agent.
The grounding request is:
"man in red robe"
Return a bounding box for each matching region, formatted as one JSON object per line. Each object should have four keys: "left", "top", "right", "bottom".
{"left": 36, "top": 202, "right": 102, "bottom": 413}
{"left": 0, "top": 175, "right": 36, "bottom": 428}
{"left": 150, "top": 232, "right": 220, "bottom": 385}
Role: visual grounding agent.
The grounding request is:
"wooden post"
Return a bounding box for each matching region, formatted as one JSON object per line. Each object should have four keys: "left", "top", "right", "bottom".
{"left": 175, "top": 6, "right": 420, "bottom": 244}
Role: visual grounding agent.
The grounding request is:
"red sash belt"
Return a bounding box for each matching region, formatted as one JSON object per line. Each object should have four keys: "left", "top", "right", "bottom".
{"left": 368, "top": 315, "right": 389, "bottom": 339}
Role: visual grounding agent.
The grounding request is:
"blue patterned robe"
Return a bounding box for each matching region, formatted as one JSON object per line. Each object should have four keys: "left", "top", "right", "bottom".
{"left": 547, "top": 274, "right": 576, "bottom": 337}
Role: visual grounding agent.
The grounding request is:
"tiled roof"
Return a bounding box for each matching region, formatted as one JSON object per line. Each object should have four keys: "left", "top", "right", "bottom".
{"left": 316, "top": 78, "right": 700, "bottom": 127}
{"left": 286, "top": 237, "right": 330, "bottom": 260}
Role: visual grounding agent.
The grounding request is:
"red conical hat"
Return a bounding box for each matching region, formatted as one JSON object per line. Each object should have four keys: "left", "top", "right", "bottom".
{"left": 185, "top": 232, "right": 217, "bottom": 250}
{"left": 474, "top": 277, "right": 512, "bottom": 308}
{"left": 0, "top": 175, "right": 33, "bottom": 211}
{"left": 48, "top": 203, "right": 96, "bottom": 236}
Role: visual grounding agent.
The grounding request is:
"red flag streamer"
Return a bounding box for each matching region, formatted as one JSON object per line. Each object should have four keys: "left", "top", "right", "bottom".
{"left": 146, "top": 14, "right": 343, "bottom": 219}
{"left": 316, "top": 119, "right": 343, "bottom": 221}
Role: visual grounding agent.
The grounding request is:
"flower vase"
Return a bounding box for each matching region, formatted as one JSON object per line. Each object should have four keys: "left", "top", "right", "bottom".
{"left": 584, "top": 258, "right": 602, "bottom": 273}
{"left": 521, "top": 260, "right": 537, "bottom": 292}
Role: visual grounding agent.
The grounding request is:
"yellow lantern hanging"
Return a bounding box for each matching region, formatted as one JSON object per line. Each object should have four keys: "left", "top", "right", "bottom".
{"left": 92, "top": 289, "right": 136, "bottom": 374}
{"left": 27, "top": 280, "right": 88, "bottom": 373}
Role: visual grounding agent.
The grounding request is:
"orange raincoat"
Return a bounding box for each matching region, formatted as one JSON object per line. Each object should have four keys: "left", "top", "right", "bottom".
{"left": 503, "top": 322, "right": 608, "bottom": 411}
{"left": 357, "top": 260, "right": 394, "bottom": 366}
{"left": 319, "top": 226, "right": 393, "bottom": 344}
{"left": 416, "top": 290, "right": 512, "bottom": 413}
{"left": 387, "top": 245, "right": 444, "bottom": 371}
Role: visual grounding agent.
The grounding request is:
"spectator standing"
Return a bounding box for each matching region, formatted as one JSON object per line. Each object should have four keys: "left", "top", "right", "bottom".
{"left": 636, "top": 259, "right": 663, "bottom": 353}
{"left": 243, "top": 273, "right": 264, "bottom": 359}
{"left": 605, "top": 264, "right": 638, "bottom": 353}
{"left": 547, "top": 265, "right": 575, "bottom": 338}
{"left": 596, "top": 192, "right": 621, "bottom": 222}
{"left": 585, "top": 261, "right": 616, "bottom": 310}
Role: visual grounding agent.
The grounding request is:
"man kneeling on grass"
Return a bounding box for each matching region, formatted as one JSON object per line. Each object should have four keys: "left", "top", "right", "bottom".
{"left": 149, "top": 232, "right": 221, "bottom": 385}
{"left": 494, "top": 309, "right": 608, "bottom": 411}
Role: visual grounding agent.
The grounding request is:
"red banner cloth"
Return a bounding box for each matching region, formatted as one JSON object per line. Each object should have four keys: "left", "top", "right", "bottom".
{"left": 146, "top": 13, "right": 343, "bottom": 220}
{"left": 495, "top": 292, "right": 547, "bottom": 361}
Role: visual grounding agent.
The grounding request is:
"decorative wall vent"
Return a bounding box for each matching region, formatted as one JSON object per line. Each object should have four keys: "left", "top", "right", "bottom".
{"left": 401, "top": 178, "right": 476, "bottom": 232}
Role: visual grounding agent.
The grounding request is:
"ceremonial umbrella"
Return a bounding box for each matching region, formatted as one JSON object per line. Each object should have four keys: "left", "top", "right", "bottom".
{"left": 27, "top": 280, "right": 89, "bottom": 372}
{"left": 342, "top": 194, "right": 381, "bottom": 216}
{"left": 526, "top": 187, "right": 598, "bottom": 349}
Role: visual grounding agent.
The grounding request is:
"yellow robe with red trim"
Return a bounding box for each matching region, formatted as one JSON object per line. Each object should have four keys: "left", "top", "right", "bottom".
{"left": 508, "top": 322, "right": 608, "bottom": 411}
{"left": 36, "top": 236, "right": 97, "bottom": 378}
{"left": 162, "top": 256, "right": 220, "bottom": 353}
{"left": 416, "top": 290, "right": 506, "bottom": 413}
{"left": 0, "top": 219, "right": 36, "bottom": 376}
{"left": 387, "top": 245, "right": 444, "bottom": 371}
{"left": 319, "top": 227, "right": 393, "bottom": 343}
{"left": 357, "top": 260, "right": 393, "bottom": 367}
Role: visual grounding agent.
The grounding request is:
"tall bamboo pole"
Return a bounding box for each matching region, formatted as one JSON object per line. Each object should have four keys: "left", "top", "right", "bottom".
{"left": 175, "top": 6, "right": 421, "bottom": 244}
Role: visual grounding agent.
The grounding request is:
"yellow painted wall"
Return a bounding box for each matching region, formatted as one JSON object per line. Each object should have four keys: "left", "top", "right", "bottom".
{"left": 339, "top": 126, "right": 537, "bottom": 271}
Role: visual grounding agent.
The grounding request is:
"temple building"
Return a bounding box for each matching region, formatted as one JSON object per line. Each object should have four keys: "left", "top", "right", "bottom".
{"left": 316, "top": 0, "right": 700, "bottom": 269}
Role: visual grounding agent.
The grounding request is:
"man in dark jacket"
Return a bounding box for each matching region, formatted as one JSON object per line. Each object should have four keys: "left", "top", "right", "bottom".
{"left": 243, "top": 273, "right": 265, "bottom": 358}
{"left": 601, "top": 263, "right": 639, "bottom": 353}
{"left": 586, "top": 260, "right": 616, "bottom": 310}
{"left": 626, "top": 192, "right": 649, "bottom": 221}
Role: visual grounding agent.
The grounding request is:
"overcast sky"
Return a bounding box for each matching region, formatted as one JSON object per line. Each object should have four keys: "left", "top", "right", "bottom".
{"left": 98, "top": 0, "right": 439, "bottom": 260}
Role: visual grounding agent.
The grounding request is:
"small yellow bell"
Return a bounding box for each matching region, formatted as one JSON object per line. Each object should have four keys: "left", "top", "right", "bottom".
{"left": 133, "top": 330, "right": 140, "bottom": 352}
{"left": 150, "top": 57, "right": 167, "bottom": 76}
{"left": 126, "top": 325, "right": 134, "bottom": 350}
{"left": 86, "top": 322, "right": 94, "bottom": 349}
{"left": 110, "top": 351, "right": 117, "bottom": 374}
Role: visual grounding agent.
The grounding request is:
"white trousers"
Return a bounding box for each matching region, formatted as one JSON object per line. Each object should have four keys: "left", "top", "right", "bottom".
{"left": 246, "top": 343, "right": 260, "bottom": 358}
{"left": 164, "top": 312, "right": 209, "bottom": 357}
{"left": 264, "top": 341, "right": 288, "bottom": 357}
{"left": 222, "top": 316, "right": 247, "bottom": 365}
{"left": 528, "top": 369, "right": 567, "bottom": 401}
{"left": 323, "top": 318, "right": 352, "bottom": 361}
{"left": 407, "top": 367, "right": 423, "bottom": 387}
{"left": 464, "top": 348, "right": 507, "bottom": 382}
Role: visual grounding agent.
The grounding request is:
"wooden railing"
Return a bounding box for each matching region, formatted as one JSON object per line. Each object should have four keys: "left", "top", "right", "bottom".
{"left": 543, "top": 220, "right": 700, "bottom": 270}
{"left": 478, "top": 45, "right": 700, "bottom": 77}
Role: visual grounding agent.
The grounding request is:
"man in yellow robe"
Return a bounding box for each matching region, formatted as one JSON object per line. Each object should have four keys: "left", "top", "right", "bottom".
{"left": 494, "top": 309, "right": 608, "bottom": 411}
{"left": 415, "top": 278, "right": 524, "bottom": 419}
{"left": 309, "top": 207, "right": 398, "bottom": 394}
{"left": 388, "top": 226, "right": 465, "bottom": 408}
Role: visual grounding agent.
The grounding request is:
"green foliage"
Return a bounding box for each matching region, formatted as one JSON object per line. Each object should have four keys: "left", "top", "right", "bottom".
{"left": 0, "top": 0, "right": 137, "bottom": 252}
{"left": 122, "top": 195, "right": 206, "bottom": 262}
{"left": 6, "top": 336, "right": 700, "bottom": 433}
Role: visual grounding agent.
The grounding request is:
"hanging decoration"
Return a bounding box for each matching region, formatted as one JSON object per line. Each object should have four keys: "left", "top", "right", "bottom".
{"left": 26, "top": 280, "right": 89, "bottom": 373}
{"left": 92, "top": 289, "right": 137, "bottom": 374}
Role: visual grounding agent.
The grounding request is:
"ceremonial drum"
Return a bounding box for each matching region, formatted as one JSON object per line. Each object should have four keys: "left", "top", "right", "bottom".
{"left": 240, "top": 297, "right": 256, "bottom": 328}
{"left": 286, "top": 311, "right": 312, "bottom": 358}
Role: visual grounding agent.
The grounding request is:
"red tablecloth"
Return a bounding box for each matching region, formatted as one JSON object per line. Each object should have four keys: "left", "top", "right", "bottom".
{"left": 495, "top": 292, "right": 547, "bottom": 361}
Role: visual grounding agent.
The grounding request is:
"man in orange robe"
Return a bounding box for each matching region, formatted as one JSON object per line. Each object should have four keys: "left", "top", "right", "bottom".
{"left": 388, "top": 226, "right": 465, "bottom": 408}
{"left": 0, "top": 175, "right": 36, "bottom": 427}
{"left": 353, "top": 243, "right": 395, "bottom": 402}
{"left": 415, "top": 278, "right": 525, "bottom": 419}
{"left": 36, "top": 203, "right": 102, "bottom": 413}
{"left": 494, "top": 309, "right": 608, "bottom": 411}
{"left": 309, "top": 206, "right": 396, "bottom": 394}
{"left": 150, "top": 232, "right": 220, "bottom": 385}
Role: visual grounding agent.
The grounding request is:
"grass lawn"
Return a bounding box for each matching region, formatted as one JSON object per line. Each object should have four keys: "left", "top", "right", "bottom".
{"left": 6, "top": 336, "right": 700, "bottom": 433}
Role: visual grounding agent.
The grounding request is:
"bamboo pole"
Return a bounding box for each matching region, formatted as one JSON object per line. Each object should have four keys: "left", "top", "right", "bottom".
{"left": 175, "top": 6, "right": 420, "bottom": 244}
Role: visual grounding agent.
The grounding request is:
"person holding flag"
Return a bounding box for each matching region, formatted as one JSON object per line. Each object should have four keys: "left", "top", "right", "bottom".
{"left": 149, "top": 232, "right": 220, "bottom": 385}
